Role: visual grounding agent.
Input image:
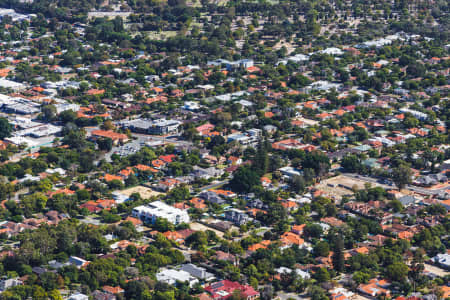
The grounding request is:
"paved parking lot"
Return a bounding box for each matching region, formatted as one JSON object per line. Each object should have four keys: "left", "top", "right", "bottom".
{"left": 424, "top": 263, "right": 449, "bottom": 277}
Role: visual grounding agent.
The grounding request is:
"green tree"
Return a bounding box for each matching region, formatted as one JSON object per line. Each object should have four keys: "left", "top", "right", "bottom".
{"left": 303, "top": 223, "right": 323, "bottom": 238}
{"left": 48, "top": 290, "right": 63, "bottom": 300}
{"left": 168, "top": 185, "right": 190, "bottom": 202}
{"left": 386, "top": 262, "right": 408, "bottom": 282}
{"left": 59, "top": 110, "right": 77, "bottom": 123}
{"left": 41, "top": 105, "right": 57, "bottom": 121}
{"left": 185, "top": 231, "right": 208, "bottom": 250}
{"left": 290, "top": 175, "right": 306, "bottom": 193}
{"left": 352, "top": 271, "right": 370, "bottom": 284}
{"left": 403, "top": 116, "right": 419, "bottom": 128}
{"left": 254, "top": 140, "right": 269, "bottom": 176}
{"left": 392, "top": 165, "right": 412, "bottom": 190}
{"left": 314, "top": 241, "right": 330, "bottom": 257}
{"left": 125, "top": 280, "right": 148, "bottom": 300}
{"left": 229, "top": 166, "right": 260, "bottom": 193}
{"left": 0, "top": 117, "right": 12, "bottom": 139}
{"left": 389, "top": 199, "right": 403, "bottom": 212}
{"left": 341, "top": 155, "right": 361, "bottom": 172}
{"left": 308, "top": 286, "right": 328, "bottom": 300}
{"left": 62, "top": 128, "right": 86, "bottom": 150}
{"left": 97, "top": 138, "right": 113, "bottom": 151}
{"left": 32, "top": 286, "right": 47, "bottom": 300}
{"left": 332, "top": 234, "right": 345, "bottom": 273}
{"left": 302, "top": 152, "right": 330, "bottom": 178}
{"left": 314, "top": 268, "right": 330, "bottom": 283}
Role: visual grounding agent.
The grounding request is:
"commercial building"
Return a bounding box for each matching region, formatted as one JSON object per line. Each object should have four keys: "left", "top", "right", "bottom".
{"left": 132, "top": 201, "right": 190, "bottom": 225}
{"left": 180, "top": 264, "right": 215, "bottom": 281}
{"left": 156, "top": 268, "right": 199, "bottom": 287}
{"left": 433, "top": 253, "right": 450, "bottom": 269}
{"left": 0, "top": 78, "right": 26, "bottom": 91}
{"left": 91, "top": 130, "right": 129, "bottom": 144}
{"left": 5, "top": 136, "right": 39, "bottom": 147}
{"left": 13, "top": 124, "right": 61, "bottom": 138}
{"left": 149, "top": 119, "right": 182, "bottom": 135}
{"left": 120, "top": 118, "right": 182, "bottom": 135}
{"left": 54, "top": 103, "right": 80, "bottom": 114}
{"left": 0, "top": 97, "right": 40, "bottom": 115}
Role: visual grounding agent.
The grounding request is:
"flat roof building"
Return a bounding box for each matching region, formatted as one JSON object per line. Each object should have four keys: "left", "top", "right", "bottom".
{"left": 132, "top": 201, "right": 190, "bottom": 225}
{"left": 0, "top": 78, "right": 26, "bottom": 91}
{"left": 1, "top": 97, "right": 40, "bottom": 115}
{"left": 13, "top": 124, "right": 61, "bottom": 138}
{"left": 120, "top": 118, "right": 181, "bottom": 135}
{"left": 156, "top": 268, "right": 199, "bottom": 287}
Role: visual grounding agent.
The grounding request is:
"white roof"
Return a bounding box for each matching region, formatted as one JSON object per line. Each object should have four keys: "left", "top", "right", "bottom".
{"left": 13, "top": 124, "right": 61, "bottom": 138}
{"left": 18, "top": 174, "right": 40, "bottom": 183}
{"left": 0, "top": 78, "right": 25, "bottom": 89}
{"left": 68, "top": 293, "right": 89, "bottom": 300}
{"left": 45, "top": 168, "right": 66, "bottom": 175}
{"left": 275, "top": 267, "right": 292, "bottom": 274}
{"left": 319, "top": 47, "right": 344, "bottom": 55}
{"left": 156, "top": 269, "right": 199, "bottom": 287}
{"left": 288, "top": 54, "right": 309, "bottom": 62}
{"left": 434, "top": 253, "right": 450, "bottom": 266}
{"left": 275, "top": 267, "right": 310, "bottom": 279}
{"left": 308, "top": 80, "right": 341, "bottom": 91}
{"left": 295, "top": 269, "right": 311, "bottom": 279}
{"left": 238, "top": 100, "right": 254, "bottom": 107}
{"left": 133, "top": 201, "right": 189, "bottom": 220}
{"left": 5, "top": 136, "right": 38, "bottom": 147}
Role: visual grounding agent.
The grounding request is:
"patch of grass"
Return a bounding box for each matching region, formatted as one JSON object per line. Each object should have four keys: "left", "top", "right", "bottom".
{"left": 263, "top": 173, "right": 272, "bottom": 179}
{"left": 147, "top": 31, "right": 178, "bottom": 40}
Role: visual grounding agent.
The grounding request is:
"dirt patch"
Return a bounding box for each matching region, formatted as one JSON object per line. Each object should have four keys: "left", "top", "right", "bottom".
{"left": 293, "top": 117, "right": 319, "bottom": 126}
{"left": 120, "top": 186, "right": 164, "bottom": 199}
{"left": 190, "top": 222, "right": 224, "bottom": 238}
{"left": 315, "top": 175, "right": 371, "bottom": 202}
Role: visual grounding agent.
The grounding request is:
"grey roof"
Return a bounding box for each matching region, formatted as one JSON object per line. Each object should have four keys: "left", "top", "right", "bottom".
{"left": 398, "top": 195, "right": 417, "bottom": 206}
{"left": 199, "top": 191, "right": 226, "bottom": 205}
{"left": 180, "top": 264, "right": 215, "bottom": 280}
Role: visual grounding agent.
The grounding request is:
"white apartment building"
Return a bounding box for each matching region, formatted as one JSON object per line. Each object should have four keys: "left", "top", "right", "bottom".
{"left": 132, "top": 201, "right": 190, "bottom": 225}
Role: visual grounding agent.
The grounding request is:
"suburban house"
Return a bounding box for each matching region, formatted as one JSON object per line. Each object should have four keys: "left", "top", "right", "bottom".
{"left": 204, "top": 280, "right": 259, "bottom": 300}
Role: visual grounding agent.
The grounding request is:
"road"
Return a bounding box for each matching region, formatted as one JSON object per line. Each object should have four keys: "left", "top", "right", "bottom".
{"left": 199, "top": 179, "right": 230, "bottom": 192}
{"left": 342, "top": 173, "right": 446, "bottom": 196}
